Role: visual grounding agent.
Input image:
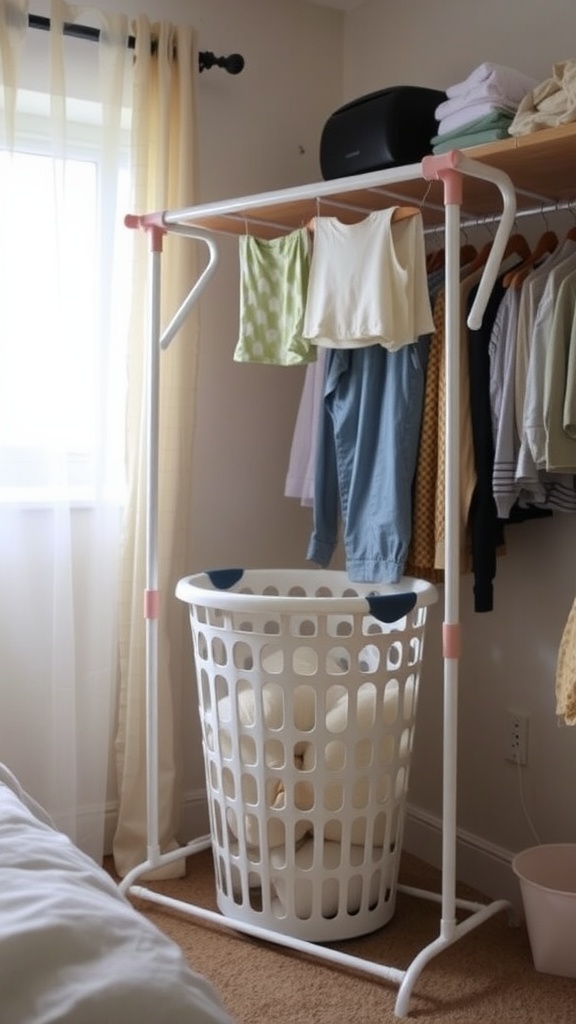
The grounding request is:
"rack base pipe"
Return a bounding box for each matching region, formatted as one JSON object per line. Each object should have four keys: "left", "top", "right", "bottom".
{"left": 125, "top": 872, "right": 511, "bottom": 1020}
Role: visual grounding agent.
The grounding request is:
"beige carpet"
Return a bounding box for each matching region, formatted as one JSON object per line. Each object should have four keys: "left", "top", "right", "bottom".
{"left": 125, "top": 849, "right": 576, "bottom": 1023}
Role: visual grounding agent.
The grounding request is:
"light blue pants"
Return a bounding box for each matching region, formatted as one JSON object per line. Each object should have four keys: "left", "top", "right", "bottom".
{"left": 307, "top": 340, "right": 427, "bottom": 583}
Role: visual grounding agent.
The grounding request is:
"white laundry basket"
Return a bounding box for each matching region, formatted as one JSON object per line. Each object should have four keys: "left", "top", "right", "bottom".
{"left": 176, "top": 568, "right": 437, "bottom": 942}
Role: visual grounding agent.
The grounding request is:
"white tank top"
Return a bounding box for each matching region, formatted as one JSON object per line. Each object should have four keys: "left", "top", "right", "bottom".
{"left": 302, "top": 207, "right": 434, "bottom": 350}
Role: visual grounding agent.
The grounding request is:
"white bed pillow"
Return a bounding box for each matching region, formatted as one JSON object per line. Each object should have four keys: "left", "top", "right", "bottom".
{"left": 0, "top": 766, "right": 236, "bottom": 1024}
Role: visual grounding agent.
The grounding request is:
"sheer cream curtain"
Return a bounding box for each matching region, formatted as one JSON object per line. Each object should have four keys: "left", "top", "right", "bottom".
{"left": 113, "top": 17, "right": 199, "bottom": 878}
{"left": 0, "top": 2, "right": 197, "bottom": 873}
{"left": 0, "top": 0, "right": 131, "bottom": 862}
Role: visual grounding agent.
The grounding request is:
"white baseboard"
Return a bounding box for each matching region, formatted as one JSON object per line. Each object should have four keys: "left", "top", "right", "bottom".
{"left": 103, "top": 788, "right": 210, "bottom": 859}
{"left": 403, "top": 803, "right": 523, "bottom": 916}
{"left": 180, "top": 787, "right": 211, "bottom": 842}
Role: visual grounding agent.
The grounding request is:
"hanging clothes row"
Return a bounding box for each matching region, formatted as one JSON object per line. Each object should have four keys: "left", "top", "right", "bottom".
{"left": 398, "top": 222, "right": 576, "bottom": 611}
{"left": 233, "top": 208, "right": 576, "bottom": 612}
{"left": 405, "top": 230, "right": 543, "bottom": 611}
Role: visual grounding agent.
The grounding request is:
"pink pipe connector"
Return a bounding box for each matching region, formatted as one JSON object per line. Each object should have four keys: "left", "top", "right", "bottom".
{"left": 421, "top": 150, "right": 464, "bottom": 206}
{"left": 125, "top": 212, "right": 166, "bottom": 252}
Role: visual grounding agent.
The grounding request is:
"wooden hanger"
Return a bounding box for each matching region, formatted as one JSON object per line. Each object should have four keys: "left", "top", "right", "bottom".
{"left": 460, "top": 242, "right": 478, "bottom": 266}
{"left": 390, "top": 205, "right": 421, "bottom": 223}
{"left": 460, "top": 239, "right": 493, "bottom": 274}
{"left": 468, "top": 230, "right": 530, "bottom": 284}
{"left": 426, "top": 239, "right": 476, "bottom": 274}
{"left": 427, "top": 246, "right": 444, "bottom": 272}
{"left": 502, "top": 229, "right": 559, "bottom": 288}
{"left": 306, "top": 205, "right": 421, "bottom": 233}
{"left": 502, "top": 231, "right": 533, "bottom": 262}
{"left": 426, "top": 226, "right": 444, "bottom": 272}
{"left": 429, "top": 231, "right": 529, "bottom": 279}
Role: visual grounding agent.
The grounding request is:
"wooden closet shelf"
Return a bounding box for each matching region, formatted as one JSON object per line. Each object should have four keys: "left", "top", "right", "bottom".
{"left": 165, "top": 123, "right": 576, "bottom": 238}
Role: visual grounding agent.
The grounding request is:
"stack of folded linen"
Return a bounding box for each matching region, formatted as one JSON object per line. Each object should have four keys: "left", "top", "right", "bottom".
{"left": 509, "top": 60, "right": 576, "bottom": 136}
{"left": 432, "top": 61, "right": 539, "bottom": 153}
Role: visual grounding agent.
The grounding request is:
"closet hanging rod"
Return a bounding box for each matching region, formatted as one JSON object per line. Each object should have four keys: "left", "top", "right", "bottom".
{"left": 425, "top": 195, "right": 576, "bottom": 235}
{"left": 27, "top": 13, "right": 245, "bottom": 74}
{"left": 369, "top": 184, "right": 446, "bottom": 216}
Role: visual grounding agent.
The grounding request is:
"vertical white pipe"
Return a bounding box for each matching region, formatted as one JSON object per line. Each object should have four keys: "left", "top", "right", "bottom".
{"left": 441, "top": 200, "right": 461, "bottom": 937}
{"left": 146, "top": 246, "right": 161, "bottom": 861}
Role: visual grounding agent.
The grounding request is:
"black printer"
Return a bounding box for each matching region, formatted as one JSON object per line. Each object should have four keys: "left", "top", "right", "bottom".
{"left": 319, "top": 86, "right": 446, "bottom": 180}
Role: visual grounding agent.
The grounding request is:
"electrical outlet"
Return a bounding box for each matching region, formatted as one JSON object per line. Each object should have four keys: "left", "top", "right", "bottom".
{"left": 506, "top": 709, "right": 529, "bottom": 765}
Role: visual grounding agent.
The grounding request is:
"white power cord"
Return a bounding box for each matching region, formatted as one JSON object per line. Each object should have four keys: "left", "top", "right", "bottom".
{"left": 516, "top": 759, "right": 542, "bottom": 846}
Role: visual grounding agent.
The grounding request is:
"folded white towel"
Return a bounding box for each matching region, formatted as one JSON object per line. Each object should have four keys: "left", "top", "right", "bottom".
{"left": 436, "top": 94, "right": 517, "bottom": 122}
{"left": 437, "top": 101, "right": 514, "bottom": 136}
{"left": 446, "top": 62, "right": 538, "bottom": 105}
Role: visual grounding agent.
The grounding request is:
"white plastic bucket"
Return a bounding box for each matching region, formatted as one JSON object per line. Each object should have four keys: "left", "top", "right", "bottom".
{"left": 512, "top": 844, "right": 576, "bottom": 978}
{"left": 176, "top": 569, "right": 437, "bottom": 942}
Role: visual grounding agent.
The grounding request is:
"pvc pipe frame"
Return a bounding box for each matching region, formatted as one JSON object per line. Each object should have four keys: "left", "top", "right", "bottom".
{"left": 121, "top": 152, "right": 517, "bottom": 1018}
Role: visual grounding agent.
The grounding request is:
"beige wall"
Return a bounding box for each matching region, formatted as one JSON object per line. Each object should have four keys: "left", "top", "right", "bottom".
{"left": 343, "top": 0, "right": 576, "bottom": 902}
{"left": 343, "top": 0, "right": 576, "bottom": 96}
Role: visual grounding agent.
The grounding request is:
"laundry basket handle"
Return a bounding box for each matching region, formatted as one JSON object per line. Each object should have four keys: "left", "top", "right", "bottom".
{"left": 366, "top": 592, "right": 417, "bottom": 623}
{"left": 206, "top": 568, "right": 245, "bottom": 589}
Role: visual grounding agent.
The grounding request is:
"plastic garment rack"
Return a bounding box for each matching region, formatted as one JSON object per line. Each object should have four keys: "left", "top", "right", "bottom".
{"left": 120, "top": 150, "right": 517, "bottom": 1018}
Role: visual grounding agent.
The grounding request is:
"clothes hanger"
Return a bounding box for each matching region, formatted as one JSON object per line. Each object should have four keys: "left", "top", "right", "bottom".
{"left": 466, "top": 229, "right": 529, "bottom": 285}
{"left": 565, "top": 203, "right": 576, "bottom": 241}
{"left": 500, "top": 207, "right": 558, "bottom": 287}
{"left": 460, "top": 239, "right": 493, "bottom": 274}
{"left": 502, "top": 231, "right": 533, "bottom": 262}
{"left": 426, "top": 240, "right": 476, "bottom": 274}
{"left": 306, "top": 204, "right": 421, "bottom": 234}
{"left": 458, "top": 214, "right": 511, "bottom": 275}
{"left": 458, "top": 229, "right": 530, "bottom": 278}
{"left": 390, "top": 205, "right": 422, "bottom": 223}
{"left": 503, "top": 228, "right": 559, "bottom": 288}
{"left": 427, "top": 245, "right": 444, "bottom": 272}
{"left": 460, "top": 242, "right": 478, "bottom": 265}
{"left": 425, "top": 224, "right": 444, "bottom": 272}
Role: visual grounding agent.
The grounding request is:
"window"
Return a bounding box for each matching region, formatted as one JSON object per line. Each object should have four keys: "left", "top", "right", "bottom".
{"left": 0, "top": 100, "right": 131, "bottom": 504}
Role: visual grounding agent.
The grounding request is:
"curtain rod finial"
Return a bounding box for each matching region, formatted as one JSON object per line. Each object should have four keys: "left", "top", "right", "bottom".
{"left": 199, "top": 51, "right": 245, "bottom": 74}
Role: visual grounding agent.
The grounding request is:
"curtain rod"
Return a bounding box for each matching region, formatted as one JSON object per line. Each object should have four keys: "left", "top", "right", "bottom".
{"left": 28, "top": 13, "right": 245, "bottom": 74}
